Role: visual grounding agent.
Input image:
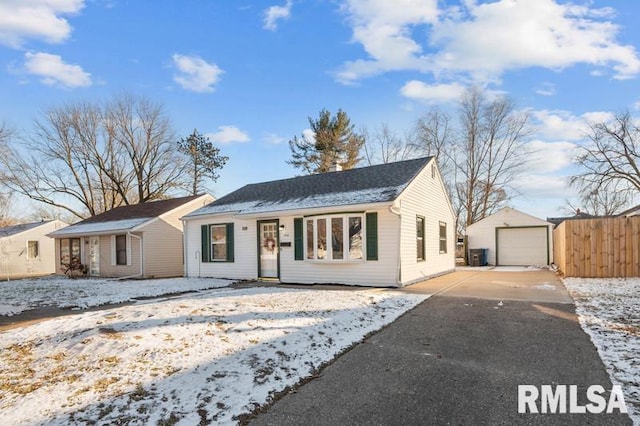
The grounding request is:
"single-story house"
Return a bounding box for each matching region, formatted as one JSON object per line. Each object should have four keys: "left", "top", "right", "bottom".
{"left": 48, "top": 194, "right": 214, "bottom": 278}
{"left": 0, "top": 220, "right": 67, "bottom": 279}
{"left": 466, "top": 207, "right": 554, "bottom": 266}
{"left": 182, "top": 157, "right": 456, "bottom": 287}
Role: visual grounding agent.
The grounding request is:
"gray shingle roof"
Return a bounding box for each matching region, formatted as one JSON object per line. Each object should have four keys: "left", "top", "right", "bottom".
{"left": 186, "top": 157, "right": 433, "bottom": 217}
{"left": 0, "top": 221, "right": 52, "bottom": 238}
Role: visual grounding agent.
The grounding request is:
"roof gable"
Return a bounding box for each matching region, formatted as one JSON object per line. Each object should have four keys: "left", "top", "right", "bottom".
{"left": 49, "top": 195, "right": 206, "bottom": 237}
{"left": 186, "top": 157, "right": 433, "bottom": 217}
{"left": 467, "top": 207, "right": 553, "bottom": 230}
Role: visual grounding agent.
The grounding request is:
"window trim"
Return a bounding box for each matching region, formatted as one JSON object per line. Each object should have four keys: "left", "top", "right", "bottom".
{"left": 304, "top": 213, "right": 365, "bottom": 262}
{"left": 27, "top": 240, "right": 39, "bottom": 259}
{"left": 201, "top": 223, "right": 234, "bottom": 263}
{"left": 210, "top": 224, "right": 228, "bottom": 262}
{"left": 416, "top": 215, "right": 425, "bottom": 262}
{"left": 439, "top": 221, "right": 447, "bottom": 254}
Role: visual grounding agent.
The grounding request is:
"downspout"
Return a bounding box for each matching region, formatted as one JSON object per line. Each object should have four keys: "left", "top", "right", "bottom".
{"left": 389, "top": 199, "right": 402, "bottom": 286}
{"left": 118, "top": 232, "right": 143, "bottom": 280}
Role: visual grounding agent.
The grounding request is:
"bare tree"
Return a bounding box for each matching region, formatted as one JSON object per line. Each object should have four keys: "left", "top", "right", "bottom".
{"left": 570, "top": 111, "right": 640, "bottom": 214}
{"left": 0, "top": 94, "right": 187, "bottom": 219}
{"left": 362, "top": 123, "right": 418, "bottom": 165}
{"left": 415, "top": 88, "right": 531, "bottom": 232}
{"left": 178, "top": 129, "right": 228, "bottom": 195}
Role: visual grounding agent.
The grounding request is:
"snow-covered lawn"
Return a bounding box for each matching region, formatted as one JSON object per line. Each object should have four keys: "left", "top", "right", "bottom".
{"left": 0, "top": 286, "right": 427, "bottom": 425}
{"left": 0, "top": 276, "right": 233, "bottom": 316}
{"left": 563, "top": 277, "right": 640, "bottom": 423}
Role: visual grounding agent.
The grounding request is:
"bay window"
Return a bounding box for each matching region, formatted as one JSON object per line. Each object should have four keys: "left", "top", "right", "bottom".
{"left": 305, "top": 214, "right": 364, "bottom": 261}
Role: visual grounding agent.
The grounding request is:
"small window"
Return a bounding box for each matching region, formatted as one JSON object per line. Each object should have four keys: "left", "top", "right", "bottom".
{"left": 210, "top": 225, "right": 228, "bottom": 261}
{"left": 27, "top": 241, "right": 39, "bottom": 259}
{"left": 416, "top": 216, "right": 425, "bottom": 261}
{"left": 439, "top": 222, "right": 447, "bottom": 254}
{"left": 60, "top": 238, "right": 81, "bottom": 266}
{"left": 115, "top": 235, "right": 127, "bottom": 265}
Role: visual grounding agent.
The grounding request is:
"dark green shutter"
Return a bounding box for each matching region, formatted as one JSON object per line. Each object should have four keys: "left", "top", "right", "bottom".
{"left": 366, "top": 212, "right": 378, "bottom": 261}
{"left": 294, "top": 218, "right": 304, "bottom": 260}
{"left": 226, "top": 223, "right": 234, "bottom": 262}
{"left": 201, "top": 225, "right": 210, "bottom": 262}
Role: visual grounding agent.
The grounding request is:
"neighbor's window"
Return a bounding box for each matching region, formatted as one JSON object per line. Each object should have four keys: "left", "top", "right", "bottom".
{"left": 27, "top": 240, "right": 39, "bottom": 259}
{"left": 60, "top": 238, "right": 80, "bottom": 265}
{"left": 439, "top": 222, "right": 447, "bottom": 253}
{"left": 417, "top": 216, "right": 425, "bottom": 261}
{"left": 210, "top": 225, "right": 227, "bottom": 261}
{"left": 115, "top": 235, "right": 127, "bottom": 265}
{"left": 305, "top": 214, "right": 364, "bottom": 261}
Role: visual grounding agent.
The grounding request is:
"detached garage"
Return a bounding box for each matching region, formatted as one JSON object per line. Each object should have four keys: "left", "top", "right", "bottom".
{"left": 466, "top": 207, "right": 554, "bottom": 266}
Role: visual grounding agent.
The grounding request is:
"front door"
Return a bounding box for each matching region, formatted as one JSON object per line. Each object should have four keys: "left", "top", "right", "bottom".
{"left": 88, "top": 236, "right": 100, "bottom": 276}
{"left": 259, "top": 221, "right": 279, "bottom": 279}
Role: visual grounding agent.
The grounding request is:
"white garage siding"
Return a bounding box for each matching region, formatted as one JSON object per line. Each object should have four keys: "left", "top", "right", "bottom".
{"left": 466, "top": 207, "right": 554, "bottom": 266}
{"left": 496, "top": 226, "right": 549, "bottom": 266}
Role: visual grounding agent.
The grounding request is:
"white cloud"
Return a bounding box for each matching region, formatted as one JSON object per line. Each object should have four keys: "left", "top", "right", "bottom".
{"left": 264, "top": 133, "right": 285, "bottom": 145}
{"left": 206, "top": 126, "right": 250, "bottom": 144}
{"left": 400, "top": 80, "right": 465, "bottom": 103}
{"left": 532, "top": 109, "right": 614, "bottom": 141}
{"left": 335, "top": 0, "right": 438, "bottom": 83}
{"left": 535, "top": 82, "right": 556, "bottom": 97}
{"left": 0, "top": 0, "right": 84, "bottom": 48}
{"left": 264, "top": 1, "right": 292, "bottom": 31}
{"left": 172, "top": 54, "right": 223, "bottom": 93}
{"left": 526, "top": 140, "right": 577, "bottom": 174}
{"left": 336, "top": 0, "right": 640, "bottom": 84}
{"left": 24, "top": 52, "right": 91, "bottom": 88}
{"left": 301, "top": 128, "right": 315, "bottom": 143}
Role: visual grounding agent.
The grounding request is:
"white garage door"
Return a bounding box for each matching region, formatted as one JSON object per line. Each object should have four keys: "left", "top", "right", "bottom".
{"left": 497, "top": 227, "right": 548, "bottom": 266}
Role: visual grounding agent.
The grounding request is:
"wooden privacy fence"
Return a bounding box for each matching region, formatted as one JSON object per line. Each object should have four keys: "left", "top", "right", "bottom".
{"left": 553, "top": 217, "right": 640, "bottom": 278}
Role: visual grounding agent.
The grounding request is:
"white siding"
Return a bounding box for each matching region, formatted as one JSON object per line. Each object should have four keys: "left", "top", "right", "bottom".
{"left": 396, "top": 160, "right": 456, "bottom": 285}
{"left": 466, "top": 207, "right": 554, "bottom": 266}
{"left": 0, "top": 220, "right": 66, "bottom": 279}
{"left": 184, "top": 217, "right": 258, "bottom": 280}
{"left": 280, "top": 208, "right": 400, "bottom": 287}
{"left": 184, "top": 208, "right": 400, "bottom": 287}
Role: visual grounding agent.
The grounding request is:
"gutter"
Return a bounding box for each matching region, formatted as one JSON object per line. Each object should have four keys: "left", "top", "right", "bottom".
{"left": 388, "top": 199, "right": 402, "bottom": 286}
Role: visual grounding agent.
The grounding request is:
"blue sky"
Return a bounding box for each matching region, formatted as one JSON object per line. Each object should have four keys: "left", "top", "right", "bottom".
{"left": 1, "top": 0, "right": 640, "bottom": 220}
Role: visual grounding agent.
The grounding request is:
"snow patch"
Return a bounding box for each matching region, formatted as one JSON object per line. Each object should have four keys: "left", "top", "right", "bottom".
{"left": 564, "top": 277, "right": 640, "bottom": 423}
{"left": 0, "top": 286, "right": 427, "bottom": 425}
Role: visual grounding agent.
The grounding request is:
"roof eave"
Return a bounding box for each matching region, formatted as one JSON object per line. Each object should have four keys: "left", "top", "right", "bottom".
{"left": 182, "top": 201, "right": 394, "bottom": 220}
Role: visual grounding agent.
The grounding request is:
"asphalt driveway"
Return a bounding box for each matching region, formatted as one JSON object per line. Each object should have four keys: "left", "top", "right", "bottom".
{"left": 249, "top": 269, "right": 631, "bottom": 425}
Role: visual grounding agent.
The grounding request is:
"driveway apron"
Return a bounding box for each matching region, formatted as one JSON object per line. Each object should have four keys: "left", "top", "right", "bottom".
{"left": 250, "top": 270, "right": 631, "bottom": 425}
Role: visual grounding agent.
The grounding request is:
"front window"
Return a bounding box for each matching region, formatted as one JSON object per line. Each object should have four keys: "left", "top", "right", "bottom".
{"left": 27, "top": 241, "right": 39, "bottom": 259}
{"left": 60, "top": 238, "right": 80, "bottom": 265}
{"left": 417, "top": 216, "right": 425, "bottom": 261}
{"left": 439, "top": 222, "right": 447, "bottom": 253}
{"left": 306, "top": 214, "right": 364, "bottom": 261}
{"left": 210, "top": 225, "right": 227, "bottom": 261}
{"left": 115, "top": 235, "right": 127, "bottom": 265}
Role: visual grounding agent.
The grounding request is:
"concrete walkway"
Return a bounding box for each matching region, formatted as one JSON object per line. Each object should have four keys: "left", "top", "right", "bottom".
{"left": 250, "top": 270, "right": 630, "bottom": 425}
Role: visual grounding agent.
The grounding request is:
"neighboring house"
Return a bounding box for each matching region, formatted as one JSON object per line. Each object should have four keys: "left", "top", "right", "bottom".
{"left": 546, "top": 210, "right": 597, "bottom": 228}
{"left": 0, "top": 220, "right": 67, "bottom": 279}
{"left": 467, "top": 207, "right": 554, "bottom": 266}
{"left": 48, "top": 195, "right": 214, "bottom": 278}
{"left": 617, "top": 204, "right": 640, "bottom": 217}
{"left": 182, "top": 157, "right": 455, "bottom": 287}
